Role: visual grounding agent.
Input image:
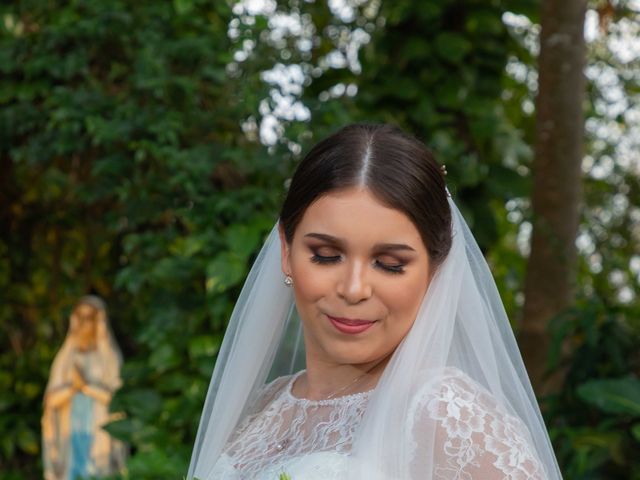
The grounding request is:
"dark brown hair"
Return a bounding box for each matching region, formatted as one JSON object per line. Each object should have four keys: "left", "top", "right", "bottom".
{"left": 279, "top": 123, "right": 452, "bottom": 268}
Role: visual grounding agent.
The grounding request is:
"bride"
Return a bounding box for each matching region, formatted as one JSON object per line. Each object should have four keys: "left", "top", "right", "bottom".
{"left": 188, "top": 124, "right": 562, "bottom": 479}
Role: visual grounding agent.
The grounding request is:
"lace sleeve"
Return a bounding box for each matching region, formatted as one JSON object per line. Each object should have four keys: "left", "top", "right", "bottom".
{"left": 408, "top": 368, "right": 547, "bottom": 480}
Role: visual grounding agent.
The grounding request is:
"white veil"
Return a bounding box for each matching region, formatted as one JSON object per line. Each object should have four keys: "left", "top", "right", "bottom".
{"left": 188, "top": 196, "right": 562, "bottom": 479}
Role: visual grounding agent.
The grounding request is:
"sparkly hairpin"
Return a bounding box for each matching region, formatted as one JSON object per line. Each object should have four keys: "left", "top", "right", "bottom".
{"left": 440, "top": 164, "right": 448, "bottom": 176}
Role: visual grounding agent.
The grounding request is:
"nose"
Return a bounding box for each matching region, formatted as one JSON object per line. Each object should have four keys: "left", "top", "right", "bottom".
{"left": 337, "top": 261, "right": 372, "bottom": 304}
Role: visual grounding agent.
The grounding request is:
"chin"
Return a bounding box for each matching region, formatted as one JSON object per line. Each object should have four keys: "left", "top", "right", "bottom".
{"left": 323, "top": 342, "right": 386, "bottom": 366}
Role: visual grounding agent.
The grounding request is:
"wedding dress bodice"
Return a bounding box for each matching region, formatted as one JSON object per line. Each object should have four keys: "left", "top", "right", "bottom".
{"left": 209, "top": 368, "right": 547, "bottom": 479}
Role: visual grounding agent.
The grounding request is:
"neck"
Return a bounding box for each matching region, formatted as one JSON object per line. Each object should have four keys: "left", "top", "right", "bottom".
{"left": 75, "top": 340, "right": 96, "bottom": 352}
{"left": 296, "top": 354, "right": 390, "bottom": 401}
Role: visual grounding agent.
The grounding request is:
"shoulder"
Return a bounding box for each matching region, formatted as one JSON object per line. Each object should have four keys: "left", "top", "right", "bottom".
{"left": 408, "top": 366, "right": 531, "bottom": 440}
{"left": 249, "top": 373, "right": 295, "bottom": 413}
{"left": 408, "top": 367, "right": 547, "bottom": 479}
{"left": 409, "top": 366, "right": 511, "bottom": 419}
{"left": 226, "top": 374, "right": 295, "bottom": 448}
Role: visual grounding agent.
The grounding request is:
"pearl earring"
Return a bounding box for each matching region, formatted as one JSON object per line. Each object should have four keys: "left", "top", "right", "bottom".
{"left": 284, "top": 275, "right": 293, "bottom": 287}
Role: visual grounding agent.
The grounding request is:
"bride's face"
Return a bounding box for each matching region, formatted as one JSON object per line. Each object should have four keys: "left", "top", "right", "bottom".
{"left": 280, "top": 187, "right": 431, "bottom": 367}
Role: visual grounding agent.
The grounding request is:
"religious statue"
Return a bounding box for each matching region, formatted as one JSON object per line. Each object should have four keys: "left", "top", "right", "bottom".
{"left": 42, "top": 295, "right": 127, "bottom": 480}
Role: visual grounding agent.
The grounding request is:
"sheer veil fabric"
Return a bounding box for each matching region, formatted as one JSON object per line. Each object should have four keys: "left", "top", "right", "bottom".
{"left": 188, "top": 197, "right": 562, "bottom": 479}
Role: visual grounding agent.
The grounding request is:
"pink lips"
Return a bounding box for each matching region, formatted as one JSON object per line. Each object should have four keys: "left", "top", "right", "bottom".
{"left": 327, "top": 315, "right": 376, "bottom": 335}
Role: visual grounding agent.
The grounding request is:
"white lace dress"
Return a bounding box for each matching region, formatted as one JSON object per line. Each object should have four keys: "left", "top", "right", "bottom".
{"left": 209, "top": 368, "right": 547, "bottom": 479}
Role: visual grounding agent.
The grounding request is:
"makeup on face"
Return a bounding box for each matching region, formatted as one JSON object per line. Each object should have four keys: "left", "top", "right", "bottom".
{"left": 304, "top": 233, "right": 418, "bottom": 275}
{"left": 326, "top": 315, "right": 377, "bottom": 335}
{"left": 281, "top": 188, "right": 432, "bottom": 367}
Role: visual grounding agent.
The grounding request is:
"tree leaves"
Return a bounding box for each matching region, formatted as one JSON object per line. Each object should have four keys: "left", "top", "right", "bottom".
{"left": 435, "top": 33, "right": 472, "bottom": 64}
{"left": 0, "top": 1, "right": 274, "bottom": 476}
{"left": 577, "top": 377, "right": 640, "bottom": 417}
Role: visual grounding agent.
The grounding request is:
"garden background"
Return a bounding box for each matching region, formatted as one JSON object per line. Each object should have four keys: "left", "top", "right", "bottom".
{"left": 1, "top": 0, "right": 639, "bottom": 478}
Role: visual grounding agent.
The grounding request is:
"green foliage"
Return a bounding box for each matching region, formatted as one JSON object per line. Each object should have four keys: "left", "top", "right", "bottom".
{"left": 578, "top": 377, "right": 640, "bottom": 417}
{"left": 0, "top": 0, "right": 282, "bottom": 477}
{"left": 546, "top": 297, "right": 640, "bottom": 479}
{"left": 1, "top": 0, "right": 639, "bottom": 479}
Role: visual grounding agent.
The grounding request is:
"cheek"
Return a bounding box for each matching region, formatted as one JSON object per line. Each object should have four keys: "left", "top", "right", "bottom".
{"left": 289, "top": 255, "right": 327, "bottom": 305}
{"left": 383, "top": 275, "right": 429, "bottom": 323}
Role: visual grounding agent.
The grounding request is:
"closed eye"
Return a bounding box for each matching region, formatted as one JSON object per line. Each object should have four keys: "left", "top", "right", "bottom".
{"left": 311, "top": 253, "right": 341, "bottom": 264}
{"left": 311, "top": 254, "right": 405, "bottom": 274}
{"left": 375, "top": 260, "right": 405, "bottom": 274}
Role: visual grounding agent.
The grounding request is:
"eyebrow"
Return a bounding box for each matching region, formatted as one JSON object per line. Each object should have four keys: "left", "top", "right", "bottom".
{"left": 303, "top": 232, "right": 417, "bottom": 253}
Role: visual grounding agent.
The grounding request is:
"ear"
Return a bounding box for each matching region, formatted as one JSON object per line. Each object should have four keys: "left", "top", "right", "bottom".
{"left": 278, "top": 222, "right": 291, "bottom": 277}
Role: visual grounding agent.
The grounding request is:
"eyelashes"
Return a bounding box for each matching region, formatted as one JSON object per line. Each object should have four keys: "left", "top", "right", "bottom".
{"left": 377, "top": 261, "right": 405, "bottom": 274}
{"left": 310, "top": 253, "right": 406, "bottom": 274}
{"left": 310, "top": 253, "right": 341, "bottom": 265}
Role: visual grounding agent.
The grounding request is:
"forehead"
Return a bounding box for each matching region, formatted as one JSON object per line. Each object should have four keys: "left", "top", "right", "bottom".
{"left": 75, "top": 304, "right": 97, "bottom": 317}
{"left": 296, "top": 187, "right": 425, "bottom": 249}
